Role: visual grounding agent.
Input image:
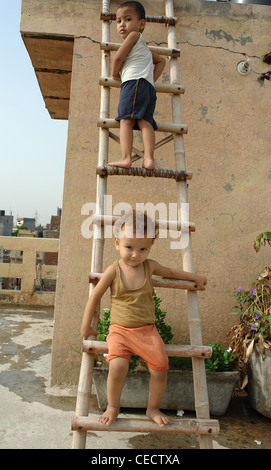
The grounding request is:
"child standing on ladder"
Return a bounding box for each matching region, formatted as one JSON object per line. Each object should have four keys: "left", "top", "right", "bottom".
{"left": 108, "top": 1, "right": 165, "bottom": 170}
{"left": 81, "top": 211, "right": 207, "bottom": 427}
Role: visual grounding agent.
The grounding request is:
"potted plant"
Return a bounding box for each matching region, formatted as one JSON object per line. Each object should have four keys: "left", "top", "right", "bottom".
{"left": 93, "top": 295, "right": 238, "bottom": 416}
{"left": 228, "top": 232, "right": 271, "bottom": 418}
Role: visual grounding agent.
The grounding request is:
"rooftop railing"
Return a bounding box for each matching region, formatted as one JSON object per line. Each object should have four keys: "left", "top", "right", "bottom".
{"left": 0, "top": 236, "right": 59, "bottom": 306}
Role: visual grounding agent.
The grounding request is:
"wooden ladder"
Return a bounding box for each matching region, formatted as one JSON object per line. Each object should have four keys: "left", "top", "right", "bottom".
{"left": 71, "top": 0, "right": 219, "bottom": 449}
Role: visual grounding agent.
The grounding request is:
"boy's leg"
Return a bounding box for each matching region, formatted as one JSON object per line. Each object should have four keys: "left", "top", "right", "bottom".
{"left": 146, "top": 368, "right": 171, "bottom": 427}
{"left": 138, "top": 119, "right": 155, "bottom": 170}
{"left": 98, "top": 357, "right": 129, "bottom": 426}
{"left": 108, "top": 119, "right": 134, "bottom": 168}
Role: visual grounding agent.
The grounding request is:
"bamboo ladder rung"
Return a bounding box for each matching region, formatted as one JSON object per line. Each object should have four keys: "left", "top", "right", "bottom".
{"left": 100, "top": 12, "right": 178, "bottom": 26}
{"left": 100, "top": 41, "right": 180, "bottom": 58}
{"left": 83, "top": 340, "right": 212, "bottom": 358}
{"left": 99, "top": 77, "right": 185, "bottom": 94}
{"left": 97, "top": 118, "right": 187, "bottom": 134}
{"left": 89, "top": 272, "right": 201, "bottom": 290}
{"left": 92, "top": 214, "right": 196, "bottom": 232}
{"left": 96, "top": 165, "right": 191, "bottom": 181}
{"left": 72, "top": 416, "right": 220, "bottom": 435}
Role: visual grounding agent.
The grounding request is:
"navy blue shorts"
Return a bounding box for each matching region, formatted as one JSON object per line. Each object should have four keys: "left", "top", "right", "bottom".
{"left": 116, "top": 78, "right": 157, "bottom": 131}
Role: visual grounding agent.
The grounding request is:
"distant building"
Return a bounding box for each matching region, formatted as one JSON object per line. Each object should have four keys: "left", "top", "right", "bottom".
{"left": 17, "top": 217, "right": 36, "bottom": 231}
{"left": 0, "top": 211, "right": 13, "bottom": 236}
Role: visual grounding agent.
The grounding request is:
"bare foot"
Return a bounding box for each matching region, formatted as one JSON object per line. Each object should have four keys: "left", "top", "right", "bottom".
{"left": 98, "top": 405, "right": 119, "bottom": 426}
{"left": 146, "top": 407, "right": 171, "bottom": 427}
{"left": 107, "top": 157, "right": 132, "bottom": 168}
{"left": 142, "top": 157, "right": 155, "bottom": 170}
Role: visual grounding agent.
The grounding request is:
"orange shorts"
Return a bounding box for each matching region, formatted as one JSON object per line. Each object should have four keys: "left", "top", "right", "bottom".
{"left": 106, "top": 323, "right": 169, "bottom": 371}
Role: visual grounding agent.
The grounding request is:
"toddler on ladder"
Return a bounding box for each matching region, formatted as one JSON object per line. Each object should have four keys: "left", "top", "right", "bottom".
{"left": 108, "top": 1, "right": 165, "bottom": 169}
{"left": 81, "top": 211, "right": 207, "bottom": 427}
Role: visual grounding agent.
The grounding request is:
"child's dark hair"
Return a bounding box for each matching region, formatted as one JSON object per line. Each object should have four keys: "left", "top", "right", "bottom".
{"left": 118, "top": 1, "right": 145, "bottom": 20}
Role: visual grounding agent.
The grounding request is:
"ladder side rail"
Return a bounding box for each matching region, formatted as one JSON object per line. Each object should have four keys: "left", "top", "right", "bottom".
{"left": 164, "top": 0, "right": 213, "bottom": 450}
{"left": 91, "top": 0, "right": 111, "bottom": 337}
{"left": 71, "top": 0, "right": 111, "bottom": 449}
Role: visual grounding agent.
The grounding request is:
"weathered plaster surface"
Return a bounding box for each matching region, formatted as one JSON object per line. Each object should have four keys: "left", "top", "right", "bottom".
{"left": 21, "top": 0, "right": 271, "bottom": 384}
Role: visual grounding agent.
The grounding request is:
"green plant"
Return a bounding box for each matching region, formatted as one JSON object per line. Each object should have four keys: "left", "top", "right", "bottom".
{"left": 205, "top": 343, "right": 236, "bottom": 373}
{"left": 169, "top": 343, "right": 237, "bottom": 372}
{"left": 168, "top": 356, "right": 192, "bottom": 370}
{"left": 230, "top": 283, "right": 271, "bottom": 344}
{"left": 227, "top": 232, "right": 271, "bottom": 385}
{"left": 11, "top": 223, "right": 29, "bottom": 236}
{"left": 97, "top": 295, "right": 173, "bottom": 371}
{"left": 228, "top": 281, "right": 271, "bottom": 385}
{"left": 253, "top": 231, "right": 271, "bottom": 252}
{"left": 153, "top": 294, "right": 173, "bottom": 344}
{"left": 97, "top": 309, "right": 110, "bottom": 342}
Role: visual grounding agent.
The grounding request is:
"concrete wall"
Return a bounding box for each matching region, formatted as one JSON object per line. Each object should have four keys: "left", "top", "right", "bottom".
{"left": 21, "top": 0, "right": 271, "bottom": 385}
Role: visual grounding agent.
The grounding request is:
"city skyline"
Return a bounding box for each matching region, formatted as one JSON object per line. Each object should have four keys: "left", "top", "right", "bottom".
{"left": 1, "top": 2, "right": 68, "bottom": 226}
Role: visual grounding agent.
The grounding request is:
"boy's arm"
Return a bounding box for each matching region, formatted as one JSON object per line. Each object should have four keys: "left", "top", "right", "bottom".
{"left": 80, "top": 264, "right": 116, "bottom": 340}
{"left": 148, "top": 259, "right": 207, "bottom": 291}
{"left": 152, "top": 52, "right": 166, "bottom": 82}
{"left": 112, "top": 31, "right": 140, "bottom": 80}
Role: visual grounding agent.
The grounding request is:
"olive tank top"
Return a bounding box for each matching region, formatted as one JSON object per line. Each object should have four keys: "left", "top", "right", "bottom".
{"left": 110, "top": 260, "right": 155, "bottom": 327}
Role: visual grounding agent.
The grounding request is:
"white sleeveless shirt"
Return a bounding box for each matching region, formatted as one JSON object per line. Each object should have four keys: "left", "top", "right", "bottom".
{"left": 120, "top": 34, "right": 154, "bottom": 86}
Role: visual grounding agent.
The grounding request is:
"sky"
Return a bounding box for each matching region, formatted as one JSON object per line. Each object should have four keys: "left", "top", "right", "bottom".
{"left": 0, "top": 1, "right": 68, "bottom": 227}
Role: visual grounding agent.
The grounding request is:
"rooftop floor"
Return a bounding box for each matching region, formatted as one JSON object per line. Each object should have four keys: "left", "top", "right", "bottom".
{"left": 1, "top": 304, "right": 271, "bottom": 450}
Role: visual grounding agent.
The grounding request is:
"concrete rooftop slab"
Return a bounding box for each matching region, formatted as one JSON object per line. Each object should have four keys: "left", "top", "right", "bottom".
{"left": 1, "top": 305, "right": 271, "bottom": 450}
{"left": 21, "top": 33, "right": 74, "bottom": 119}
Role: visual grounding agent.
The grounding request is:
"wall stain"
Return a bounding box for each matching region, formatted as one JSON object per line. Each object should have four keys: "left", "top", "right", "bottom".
{"left": 223, "top": 182, "right": 233, "bottom": 193}
{"left": 219, "top": 212, "right": 238, "bottom": 222}
{"left": 207, "top": 239, "right": 215, "bottom": 256}
{"left": 205, "top": 29, "right": 253, "bottom": 46}
{"left": 162, "top": 72, "right": 170, "bottom": 83}
{"left": 223, "top": 174, "right": 235, "bottom": 193}
{"left": 198, "top": 104, "right": 213, "bottom": 125}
